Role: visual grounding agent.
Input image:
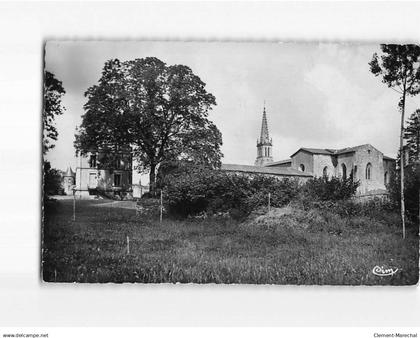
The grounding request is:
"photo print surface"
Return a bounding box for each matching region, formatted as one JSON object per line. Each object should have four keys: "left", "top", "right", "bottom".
{"left": 42, "top": 41, "right": 420, "bottom": 284}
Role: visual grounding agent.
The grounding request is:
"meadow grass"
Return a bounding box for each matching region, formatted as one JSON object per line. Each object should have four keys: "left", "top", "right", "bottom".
{"left": 42, "top": 199, "right": 419, "bottom": 284}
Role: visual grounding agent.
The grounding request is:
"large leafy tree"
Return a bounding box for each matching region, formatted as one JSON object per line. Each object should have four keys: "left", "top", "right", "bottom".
{"left": 369, "top": 44, "right": 420, "bottom": 238}
{"left": 43, "top": 71, "right": 66, "bottom": 154}
{"left": 75, "top": 57, "right": 222, "bottom": 193}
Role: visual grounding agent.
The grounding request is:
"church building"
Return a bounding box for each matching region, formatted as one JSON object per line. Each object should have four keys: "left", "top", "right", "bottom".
{"left": 222, "top": 105, "right": 396, "bottom": 196}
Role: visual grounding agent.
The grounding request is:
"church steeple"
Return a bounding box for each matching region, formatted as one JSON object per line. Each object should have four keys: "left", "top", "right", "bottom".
{"left": 255, "top": 103, "right": 273, "bottom": 166}
{"left": 259, "top": 104, "right": 270, "bottom": 144}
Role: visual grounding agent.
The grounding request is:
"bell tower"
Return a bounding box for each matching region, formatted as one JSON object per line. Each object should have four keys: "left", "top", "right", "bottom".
{"left": 255, "top": 103, "right": 273, "bottom": 166}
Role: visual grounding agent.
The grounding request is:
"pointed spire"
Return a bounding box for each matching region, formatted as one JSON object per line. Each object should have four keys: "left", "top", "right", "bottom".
{"left": 255, "top": 102, "right": 273, "bottom": 166}
{"left": 259, "top": 102, "right": 270, "bottom": 144}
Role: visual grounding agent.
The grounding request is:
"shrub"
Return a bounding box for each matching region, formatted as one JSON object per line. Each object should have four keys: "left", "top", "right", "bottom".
{"left": 243, "top": 177, "right": 300, "bottom": 211}
{"left": 44, "top": 161, "right": 63, "bottom": 196}
{"left": 229, "top": 208, "right": 248, "bottom": 221}
{"left": 163, "top": 166, "right": 301, "bottom": 218}
{"left": 141, "top": 192, "right": 154, "bottom": 199}
{"left": 163, "top": 166, "right": 216, "bottom": 217}
{"left": 136, "top": 198, "right": 162, "bottom": 218}
{"left": 301, "top": 176, "right": 360, "bottom": 202}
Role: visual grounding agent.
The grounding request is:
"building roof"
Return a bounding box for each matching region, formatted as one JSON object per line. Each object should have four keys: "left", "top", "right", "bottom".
{"left": 383, "top": 155, "right": 396, "bottom": 161}
{"left": 63, "top": 166, "right": 75, "bottom": 177}
{"left": 291, "top": 144, "right": 386, "bottom": 157}
{"left": 221, "top": 163, "right": 313, "bottom": 177}
{"left": 290, "top": 148, "right": 336, "bottom": 157}
{"left": 334, "top": 144, "right": 369, "bottom": 155}
{"left": 264, "top": 159, "right": 292, "bottom": 167}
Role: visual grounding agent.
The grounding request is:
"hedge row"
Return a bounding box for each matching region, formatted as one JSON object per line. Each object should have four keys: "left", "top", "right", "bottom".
{"left": 161, "top": 167, "right": 360, "bottom": 218}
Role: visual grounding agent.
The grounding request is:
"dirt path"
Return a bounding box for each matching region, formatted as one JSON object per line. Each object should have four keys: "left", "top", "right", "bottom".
{"left": 92, "top": 200, "right": 137, "bottom": 210}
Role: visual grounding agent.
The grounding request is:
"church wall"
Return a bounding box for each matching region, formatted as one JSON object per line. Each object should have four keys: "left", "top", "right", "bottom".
{"left": 383, "top": 159, "right": 395, "bottom": 186}
{"left": 352, "top": 145, "right": 386, "bottom": 194}
{"left": 313, "top": 154, "right": 335, "bottom": 177}
{"left": 291, "top": 151, "right": 314, "bottom": 174}
{"left": 335, "top": 153, "right": 354, "bottom": 179}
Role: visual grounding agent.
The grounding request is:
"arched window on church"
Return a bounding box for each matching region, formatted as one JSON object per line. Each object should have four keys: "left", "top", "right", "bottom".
{"left": 323, "top": 166, "right": 328, "bottom": 177}
{"left": 299, "top": 164, "right": 305, "bottom": 172}
{"left": 366, "top": 163, "right": 372, "bottom": 180}
{"left": 384, "top": 171, "right": 388, "bottom": 185}
{"left": 341, "top": 163, "right": 347, "bottom": 179}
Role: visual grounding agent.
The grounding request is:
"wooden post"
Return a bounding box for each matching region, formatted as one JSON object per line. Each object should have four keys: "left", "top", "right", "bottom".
{"left": 160, "top": 190, "right": 163, "bottom": 223}
{"left": 268, "top": 192, "right": 271, "bottom": 213}
{"left": 126, "top": 235, "right": 130, "bottom": 255}
{"left": 73, "top": 191, "right": 76, "bottom": 221}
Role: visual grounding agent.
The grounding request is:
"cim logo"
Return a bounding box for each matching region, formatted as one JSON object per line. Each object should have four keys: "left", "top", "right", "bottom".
{"left": 372, "top": 265, "right": 399, "bottom": 277}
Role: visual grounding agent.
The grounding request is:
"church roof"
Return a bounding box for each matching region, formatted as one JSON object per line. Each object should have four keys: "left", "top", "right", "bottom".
{"left": 291, "top": 144, "right": 384, "bottom": 157}
{"left": 63, "top": 166, "right": 75, "bottom": 177}
{"left": 221, "top": 164, "right": 312, "bottom": 177}
{"left": 335, "top": 144, "right": 383, "bottom": 155}
{"left": 291, "top": 148, "right": 336, "bottom": 157}
{"left": 264, "top": 159, "right": 292, "bottom": 167}
{"left": 334, "top": 145, "right": 365, "bottom": 154}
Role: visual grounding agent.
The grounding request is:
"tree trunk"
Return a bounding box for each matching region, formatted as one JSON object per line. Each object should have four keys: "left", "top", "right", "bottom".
{"left": 149, "top": 163, "right": 156, "bottom": 197}
{"left": 400, "top": 94, "right": 406, "bottom": 239}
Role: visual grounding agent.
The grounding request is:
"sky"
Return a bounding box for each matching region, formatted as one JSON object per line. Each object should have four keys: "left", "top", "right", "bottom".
{"left": 44, "top": 41, "right": 420, "bottom": 179}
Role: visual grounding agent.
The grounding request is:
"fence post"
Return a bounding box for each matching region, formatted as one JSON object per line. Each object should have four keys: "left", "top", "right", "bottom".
{"left": 160, "top": 190, "right": 163, "bottom": 223}
{"left": 268, "top": 192, "right": 271, "bottom": 212}
{"left": 126, "top": 235, "right": 130, "bottom": 255}
{"left": 73, "top": 192, "right": 76, "bottom": 221}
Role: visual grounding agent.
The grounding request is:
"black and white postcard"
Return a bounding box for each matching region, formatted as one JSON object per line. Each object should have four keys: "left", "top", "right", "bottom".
{"left": 42, "top": 41, "right": 420, "bottom": 285}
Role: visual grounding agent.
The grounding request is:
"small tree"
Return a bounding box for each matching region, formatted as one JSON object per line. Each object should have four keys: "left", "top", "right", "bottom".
{"left": 44, "top": 161, "right": 63, "bottom": 196}
{"left": 369, "top": 44, "right": 420, "bottom": 238}
{"left": 43, "top": 71, "right": 66, "bottom": 154}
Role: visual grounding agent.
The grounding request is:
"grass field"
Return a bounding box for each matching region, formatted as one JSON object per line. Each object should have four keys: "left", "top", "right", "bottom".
{"left": 42, "top": 199, "right": 419, "bottom": 284}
